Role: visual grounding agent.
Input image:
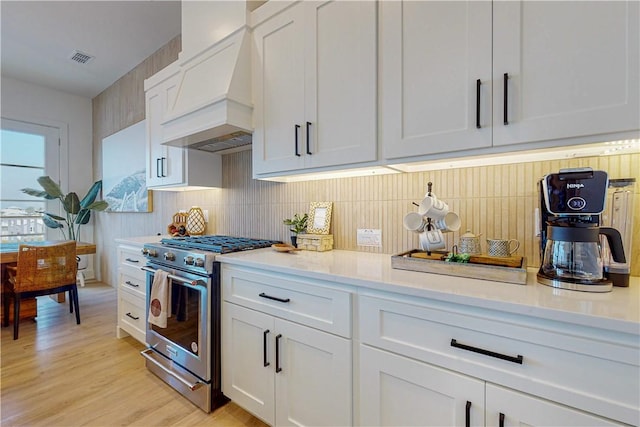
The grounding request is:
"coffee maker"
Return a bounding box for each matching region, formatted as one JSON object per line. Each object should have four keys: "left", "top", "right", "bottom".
{"left": 537, "top": 168, "right": 627, "bottom": 292}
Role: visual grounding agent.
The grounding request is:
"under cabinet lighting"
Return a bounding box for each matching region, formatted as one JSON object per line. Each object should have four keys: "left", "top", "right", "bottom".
{"left": 258, "top": 166, "right": 401, "bottom": 183}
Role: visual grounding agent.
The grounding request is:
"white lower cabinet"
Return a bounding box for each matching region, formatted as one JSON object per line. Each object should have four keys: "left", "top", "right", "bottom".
{"left": 359, "top": 344, "right": 484, "bottom": 427}
{"left": 116, "top": 243, "right": 147, "bottom": 344}
{"left": 221, "top": 265, "right": 352, "bottom": 426}
{"left": 357, "top": 292, "right": 637, "bottom": 426}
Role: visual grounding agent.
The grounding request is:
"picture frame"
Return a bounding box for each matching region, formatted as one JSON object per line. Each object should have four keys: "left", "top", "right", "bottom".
{"left": 102, "top": 120, "right": 153, "bottom": 213}
{"left": 307, "top": 202, "right": 332, "bottom": 234}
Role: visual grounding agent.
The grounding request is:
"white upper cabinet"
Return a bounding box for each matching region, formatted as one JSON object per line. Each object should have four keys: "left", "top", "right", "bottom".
{"left": 252, "top": 0, "right": 377, "bottom": 177}
{"left": 145, "top": 67, "right": 222, "bottom": 190}
{"left": 381, "top": 1, "right": 493, "bottom": 160}
{"left": 382, "top": 0, "right": 640, "bottom": 161}
{"left": 492, "top": 0, "right": 639, "bottom": 147}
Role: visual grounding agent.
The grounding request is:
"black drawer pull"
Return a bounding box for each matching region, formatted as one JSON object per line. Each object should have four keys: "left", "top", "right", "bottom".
{"left": 125, "top": 258, "right": 139, "bottom": 263}
{"left": 125, "top": 281, "right": 139, "bottom": 288}
{"left": 475, "top": 79, "right": 481, "bottom": 129}
{"left": 451, "top": 339, "right": 523, "bottom": 364}
{"left": 263, "top": 329, "right": 270, "bottom": 367}
{"left": 259, "top": 292, "right": 290, "bottom": 303}
{"left": 275, "top": 334, "right": 283, "bottom": 373}
{"left": 294, "top": 124, "right": 301, "bottom": 157}
{"left": 503, "top": 73, "right": 509, "bottom": 125}
{"left": 499, "top": 412, "right": 505, "bottom": 427}
{"left": 465, "top": 401, "right": 471, "bottom": 427}
{"left": 125, "top": 312, "right": 140, "bottom": 320}
{"left": 306, "top": 121, "right": 312, "bottom": 155}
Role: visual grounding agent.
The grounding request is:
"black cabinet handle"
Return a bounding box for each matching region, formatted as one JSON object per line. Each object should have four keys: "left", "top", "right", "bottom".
{"left": 125, "top": 312, "right": 139, "bottom": 320}
{"left": 263, "top": 329, "right": 270, "bottom": 367}
{"left": 125, "top": 280, "right": 139, "bottom": 288}
{"left": 465, "top": 401, "right": 471, "bottom": 427}
{"left": 475, "top": 79, "right": 481, "bottom": 129}
{"left": 451, "top": 339, "right": 523, "bottom": 364}
{"left": 275, "top": 334, "right": 282, "bottom": 373}
{"left": 125, "top": 258, "right": 139, "bottom": 263}
{"left": 499, "top": 412, "right": 505, "bottom": 427}
{"left": 294, "top": 124, "right": 301, "bottom": 157}
{"left": 306, "top": 121, "right": 312, "bottom": 155}
{"left": 259, "top": 292, "right": 291, "bottom": 303}
{"left": 161, "top": 157, "right": 167, "bottom": 177}
{"left": 503, "top": 73, "right": 509, "bottom": 125}
{"left": 156, "top": 158, "right": 162, "bottom": 178}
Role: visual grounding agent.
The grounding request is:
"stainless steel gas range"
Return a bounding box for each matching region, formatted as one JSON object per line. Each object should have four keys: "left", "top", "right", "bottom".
{"left": 141, "top": 235, "right": 278, "bottom": 412}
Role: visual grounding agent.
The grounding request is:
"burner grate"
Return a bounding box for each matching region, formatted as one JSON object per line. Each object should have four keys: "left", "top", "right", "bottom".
{"left": 160, "top": 235, "right": 280, "bottom": 253}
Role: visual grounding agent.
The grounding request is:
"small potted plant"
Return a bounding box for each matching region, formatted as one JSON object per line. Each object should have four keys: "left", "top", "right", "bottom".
{"left": 283, "top": 213, "right": 308, "bottom": 247}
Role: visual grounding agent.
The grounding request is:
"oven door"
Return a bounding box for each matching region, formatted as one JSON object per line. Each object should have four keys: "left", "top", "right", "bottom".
{"left": 143, "top": 265, "right": 211, "bottom": 381}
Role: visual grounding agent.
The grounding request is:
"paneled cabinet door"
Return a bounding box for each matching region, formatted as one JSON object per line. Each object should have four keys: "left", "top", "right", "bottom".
{"left": 252, "top": 0, "right": 376, "bottom": 176}
{"left": 222, "top": 302, "right": 275, "bottom": 426}
{"left": 274, "top": 317, "right": 352, "bottom": 427}
{"left": 493, "top": 1, "right": 639, "bottom": 147}
{"left": 145, "top": 77, "right": 185, "bottom": 188}
{"left": 381, "top": 0, "right": 493, "bottom": 160}
{"left": 485, "top": 384, "right": 622, "bottom": 427}
{"left": 359, "top": 345, "right": 484, "bottom": 427}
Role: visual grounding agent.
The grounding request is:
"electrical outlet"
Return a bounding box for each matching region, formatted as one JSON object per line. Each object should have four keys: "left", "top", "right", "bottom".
{"left": 357, "top": 229, "right": 382, "bottom": 247}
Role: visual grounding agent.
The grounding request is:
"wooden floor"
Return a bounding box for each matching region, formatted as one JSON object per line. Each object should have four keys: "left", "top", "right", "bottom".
{"left": 1, "top": 283, "right": 268, "bottom": 427}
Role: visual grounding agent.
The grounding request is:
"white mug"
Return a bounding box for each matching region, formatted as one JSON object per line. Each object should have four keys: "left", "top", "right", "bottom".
{"left": 487, "top": 238, "right": 520, "bottom": 257}
{"left": 418, "top": 195, "right": 450, "bottom": 220}
{"left": 419, "top": 229, "right": 446, "bottom": 252}
{"left": 432, "top": 212, "right": 461, "bottom": 233}
{"left": 403, "top": 212, "right": 428, "bottom": 233}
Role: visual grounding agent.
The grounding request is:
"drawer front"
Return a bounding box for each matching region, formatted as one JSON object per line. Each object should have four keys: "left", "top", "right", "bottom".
{"left": 359, "top": 293, "right": 639, "bottom": 425}
{"left": 119, "top": 269, "right": 146, "bottom": 299}
{"left": 119, "top": 290, "right": 146, "bottom": 342}
{"left": 118, "top": 245, "right": 146, "bottom": 271}
{"left": 222, "top": 265, "right": 351, "bottom": 338}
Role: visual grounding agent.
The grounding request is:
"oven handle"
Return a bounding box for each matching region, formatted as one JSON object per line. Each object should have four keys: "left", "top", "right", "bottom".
{"left": 141, "top": 348, "right": 204, "bottom": 391}
{"left": 142, "top": 266, "right": 206, "bottom": 288}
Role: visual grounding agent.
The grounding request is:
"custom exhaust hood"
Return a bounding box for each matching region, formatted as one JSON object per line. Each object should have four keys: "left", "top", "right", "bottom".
{"left": 155, "top": 26, "right": 253, "bottom": 153}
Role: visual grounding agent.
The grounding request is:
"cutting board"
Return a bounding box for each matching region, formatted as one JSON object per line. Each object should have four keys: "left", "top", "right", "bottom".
{"left": 392, "top": 250, "right": 527, "bottom": 285}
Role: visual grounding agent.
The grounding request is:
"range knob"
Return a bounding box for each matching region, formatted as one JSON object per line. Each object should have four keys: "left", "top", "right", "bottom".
{"left": 164, "top": 252, "right": 176, "bottom": 261}
{"left": 184, "top": 256, "right": 194, "bottom": 265}
{"left": 194, "top": 258, "right": 205, "bottom": 267}
{"left": 147, "top": 249, "right": 158, "bottom": 258}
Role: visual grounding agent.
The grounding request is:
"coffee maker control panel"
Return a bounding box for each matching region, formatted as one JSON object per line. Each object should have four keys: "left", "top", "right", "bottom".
{"left": 542, "top": 168, "right": 609, "bottom": 215}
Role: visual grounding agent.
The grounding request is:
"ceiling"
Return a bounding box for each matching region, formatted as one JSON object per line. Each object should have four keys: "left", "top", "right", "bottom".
{"left": 1, "top": 1, "right": 182, "bottom": 99}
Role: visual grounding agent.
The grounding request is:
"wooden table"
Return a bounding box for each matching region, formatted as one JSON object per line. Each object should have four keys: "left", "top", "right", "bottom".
{"left": 0, "top": 241, "right": 97, "bottom": 322}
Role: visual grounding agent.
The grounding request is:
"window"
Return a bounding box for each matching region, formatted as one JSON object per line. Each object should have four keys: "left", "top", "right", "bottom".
{"left": 0, "top": 118, "right": 60, "bottom": 242}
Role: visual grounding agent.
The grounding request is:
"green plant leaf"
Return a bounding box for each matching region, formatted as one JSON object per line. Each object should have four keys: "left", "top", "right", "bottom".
{"left": 75, "top": 209, "right": 91, "bottom": 225}
{"left": 21, "top": 187, "right": 50, "bottom": 198}
{"left": 43, "top": 212, "right": 66, "bottom": 221}
{"left": 63, "top": 192, "right": 81, "bottom": 214}
{"left": 85, "top": 200, "right": 109, "bottom": 211}
{"left": 80, "top": 180, "right": 102, "bottom": 208}
{"left": 42, "top": 214, "right": 64, "bottom": 229}
{"left": 37, "top": 176, "right": 64, "bottom": 198}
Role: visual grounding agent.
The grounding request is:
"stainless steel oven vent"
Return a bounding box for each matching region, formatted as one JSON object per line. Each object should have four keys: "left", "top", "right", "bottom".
{"left": 69, "top": 50, "right": 94, "bottom": 64}
{"left": 189, "top": 131, "right": 252, "bottom": 153}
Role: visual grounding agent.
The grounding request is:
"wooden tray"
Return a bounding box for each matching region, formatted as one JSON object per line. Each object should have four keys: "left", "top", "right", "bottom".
{"left": 391, "top": 249, "right": 527, "bottom": 285}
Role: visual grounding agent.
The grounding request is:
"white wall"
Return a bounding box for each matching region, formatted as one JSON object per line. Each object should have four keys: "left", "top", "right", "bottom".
{"left": 1, "top": 76, "right": 98, "bottom": 279}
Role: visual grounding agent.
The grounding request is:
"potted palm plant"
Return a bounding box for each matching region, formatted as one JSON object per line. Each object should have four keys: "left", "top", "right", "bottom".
{"left": 21, "top": 176, "right": 109, "bottom": 241}
{"left": 283, "top": 213, "right": 308, "bottom": 247}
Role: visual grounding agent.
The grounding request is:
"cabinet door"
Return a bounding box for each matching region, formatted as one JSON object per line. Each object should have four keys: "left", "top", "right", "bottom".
{"left": 304, "top": 0, "right": 377, "bottom": 169}
{"left": 222, "top": 303, "right": 275, "bottom": 425}
{"left": 145, "top": 77, "right": 185, "bottom": 188}
{"left": 493, "top": 1, "right": 640, "bottom": 146}
{"left": 275, "top": 318, "right": 352, "bottom": 427}
{"left": 359, "top": 344, "right": 484, "bottom": 427}
{"left": 252, "top": 2, "right": 305, "bottom": 175}
{"left": 486, "top": 384, "right": 622, "bottom": 426}
{"left": 381, "top": 1, "right": 492, "bottom": 160}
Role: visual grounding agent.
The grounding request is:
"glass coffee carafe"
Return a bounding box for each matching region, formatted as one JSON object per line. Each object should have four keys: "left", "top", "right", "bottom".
{"left": 539, "top": 225, "right": 626, "bottom": 291}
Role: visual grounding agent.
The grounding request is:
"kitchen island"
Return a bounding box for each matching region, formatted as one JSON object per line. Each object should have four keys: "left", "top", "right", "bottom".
{"left": 219, "top": 248, "right": 639, "bottom": 426}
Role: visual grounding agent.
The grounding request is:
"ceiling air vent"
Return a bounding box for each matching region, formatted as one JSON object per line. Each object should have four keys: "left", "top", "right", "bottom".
{"left": 69, "top": 50, "right": 94, "bottom": 65}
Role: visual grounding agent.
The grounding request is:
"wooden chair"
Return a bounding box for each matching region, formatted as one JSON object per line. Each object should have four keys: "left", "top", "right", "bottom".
{"left": 2, "top": 241, "right": 80, "bottom": 340}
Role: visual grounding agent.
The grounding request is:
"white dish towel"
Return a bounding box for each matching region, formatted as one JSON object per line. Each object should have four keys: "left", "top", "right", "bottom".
{"left": 148, "top": 269, "right": 170, "bottom": 328}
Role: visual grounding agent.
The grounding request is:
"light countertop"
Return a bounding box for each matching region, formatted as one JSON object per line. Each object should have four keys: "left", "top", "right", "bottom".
{"left": 219, "top": 248, "right": 639, "bottom": 335}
